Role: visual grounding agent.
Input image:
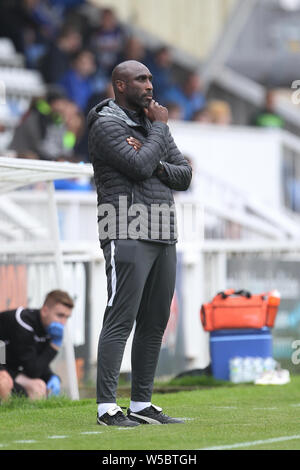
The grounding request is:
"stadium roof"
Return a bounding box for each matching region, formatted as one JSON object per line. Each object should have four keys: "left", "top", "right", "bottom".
{"left": 0, "top": 157, "right": 93, "bottom": 194}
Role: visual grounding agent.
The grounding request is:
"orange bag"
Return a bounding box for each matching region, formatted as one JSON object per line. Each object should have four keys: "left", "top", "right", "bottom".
{"left": 200, "top": 289, "right": 280, "bottom": 332}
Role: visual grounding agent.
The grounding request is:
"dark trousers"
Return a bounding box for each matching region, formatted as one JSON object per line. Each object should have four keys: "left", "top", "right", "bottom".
{"left": 97, "top": 239, "right": 176, "bottom": 403}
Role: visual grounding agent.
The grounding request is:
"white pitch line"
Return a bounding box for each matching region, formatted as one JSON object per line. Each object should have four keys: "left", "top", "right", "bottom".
{"left": 14, "top": 439, "right": 37, "bottom": 444}
{"left": 80, "top": 431, "right": 103, "bottom": 435}
{"left": 200, "top": 434, "right": 300, "bottom": 450}
{"left": 214, "top": 406, "right": 238, "bottom": 409}
{"left": 253, "top": 407, "right": 277, "bottom": 410}
{"left": 116, "top": 427, "right": 137, "bottom": 431}
{"left": 0, "top": 431, "right": 102, "bottom": 447}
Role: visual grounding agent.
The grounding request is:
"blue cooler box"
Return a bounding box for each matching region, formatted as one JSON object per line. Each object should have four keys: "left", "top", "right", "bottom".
{"left": 210, "top": 327, "right": 272, "bottom": 380}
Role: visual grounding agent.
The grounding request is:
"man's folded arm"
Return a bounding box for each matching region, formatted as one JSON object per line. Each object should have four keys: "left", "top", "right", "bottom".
{"left": 89, "top": 118, "right": 169, "bottom": 181}
{"left": 157, "top": 132, "right": 192, "bottom": 191}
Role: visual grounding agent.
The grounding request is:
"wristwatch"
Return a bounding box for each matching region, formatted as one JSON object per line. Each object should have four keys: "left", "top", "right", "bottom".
{"left": 157, "top": 161, "right": 164, "bottom": 174}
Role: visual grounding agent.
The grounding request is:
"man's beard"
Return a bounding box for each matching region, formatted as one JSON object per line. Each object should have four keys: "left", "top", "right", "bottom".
{"left": 127, "top": 92, "right": 152, "bottom": 110}
{"left": 143, "top": 93, "right": 153, "bottom": 108}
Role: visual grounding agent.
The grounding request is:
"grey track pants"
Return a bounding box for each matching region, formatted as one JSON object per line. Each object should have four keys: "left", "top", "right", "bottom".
{"left": 97, "top": 239, "right": 176, "bottom": 404}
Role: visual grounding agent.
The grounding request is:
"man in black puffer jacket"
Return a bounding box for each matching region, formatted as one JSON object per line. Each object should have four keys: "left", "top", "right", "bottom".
{"left": 87, "top": 60, "right": 192, "bottom": 426}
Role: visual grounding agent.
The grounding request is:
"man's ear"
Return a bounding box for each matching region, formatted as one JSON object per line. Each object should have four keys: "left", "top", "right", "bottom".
{"left": 40, "top": 305, "right": 48, "bottom": 319}
{"left": 115, "top": 79, "right": 126, "bottom": 93}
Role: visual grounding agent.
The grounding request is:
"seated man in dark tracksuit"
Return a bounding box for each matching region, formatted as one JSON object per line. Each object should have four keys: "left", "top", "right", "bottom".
{"left": 0, "top": 290, "right": 73, "bottom": 400}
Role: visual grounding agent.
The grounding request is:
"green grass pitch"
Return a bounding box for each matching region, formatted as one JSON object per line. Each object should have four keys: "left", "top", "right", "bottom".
{"left": 1, "top": 375, "right": 300, "bottom": 451}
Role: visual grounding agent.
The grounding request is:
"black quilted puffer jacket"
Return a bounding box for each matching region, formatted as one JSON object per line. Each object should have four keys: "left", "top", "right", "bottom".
{"left": 87, "top": 98, "right": 192, "bottom": 247}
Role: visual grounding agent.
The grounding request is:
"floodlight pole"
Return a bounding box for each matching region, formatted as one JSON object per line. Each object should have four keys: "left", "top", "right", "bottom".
{"left": 47, "top": 180, "right": 80, "bottom": 400}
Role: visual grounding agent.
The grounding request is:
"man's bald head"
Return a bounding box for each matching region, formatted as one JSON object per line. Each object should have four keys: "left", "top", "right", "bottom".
{"left": 111, "top": 60, "right": 134, "bottom": 84}
{"left": 112, "top": 60, "right": 149, "bottom": 91}
{"left": 111, "top": 60, "right": 153, "bottom": 111}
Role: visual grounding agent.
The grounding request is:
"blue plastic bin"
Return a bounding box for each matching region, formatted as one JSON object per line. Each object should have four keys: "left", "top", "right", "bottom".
{"left": 210, "top": 327, "right": 273, "bottom": 380}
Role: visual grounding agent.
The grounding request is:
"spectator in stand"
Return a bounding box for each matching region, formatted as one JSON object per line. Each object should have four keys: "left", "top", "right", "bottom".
{"left": 250, "top": 89, "right": 285, "bottom": 128}
{"left": 164, "top": 70, "right": 206, "bottom": 121}
{"left": 48, "top": 0, "right": 86, "bottom": 16}
{"left": 0, "top": 0, "right": 59, "bottom": 65}
{"left": 21, "top": 0, "right": 64, "bottom": 67}
{"left": 145, "top": 46, "right": 177, "bottom": 105}
{"left": 166, "top": 102, "right": 182, "bottom": 120}
{"left": 89, "top": 8, "right": 127, "bottom": 79}
{"left": 25, "top": 0, "right": 62, "bottom": 40}
{"left": 9, "top": 87, "right": 85, "bottom": 161}
{"left": 9, "top": 88, "right": 66, "bottom": 160}
{"left": 55, "top": 98, "right": 87, "bottom": 161}
{"left": 192, "top": 107, "right": 212, "bottom": 123}
{"left": 38, "top": 25, "right": 82, "bottom": 84}
{"left": 207, "top": 100, "right": 232, "bottom": 125}
{"left": 58, "top": 49, "right": 97, "bottom": 111}
{"left": 53, "top": 101, "right": 93, "bottom": 189}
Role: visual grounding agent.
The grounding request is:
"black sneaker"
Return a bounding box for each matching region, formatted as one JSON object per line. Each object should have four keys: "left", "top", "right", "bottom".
{"left": 97, "top": 405, "right": 140, "bottom": 427}
{"left": 127, "top": 404, "right": 184, "bottom": 425}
